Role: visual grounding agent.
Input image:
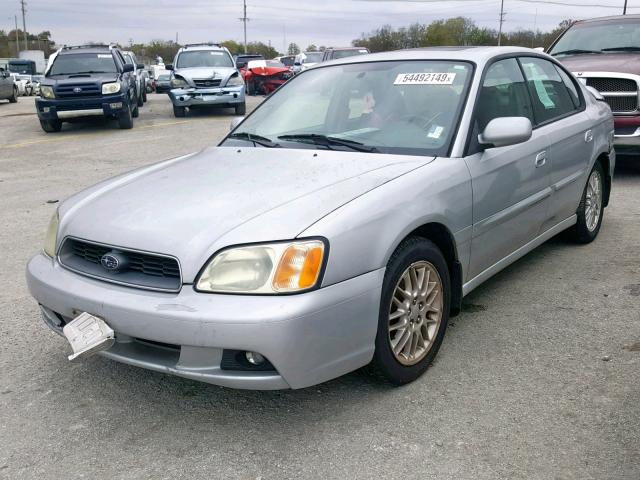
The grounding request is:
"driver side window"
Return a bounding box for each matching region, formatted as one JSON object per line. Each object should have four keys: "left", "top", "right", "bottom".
{"left": 469, "top": 58, "right": 534, "bottom": 154}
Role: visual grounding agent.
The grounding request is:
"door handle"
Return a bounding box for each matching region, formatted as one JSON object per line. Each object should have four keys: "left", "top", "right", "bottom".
{"left": 535, "top": 151, "right": 547, "bottom": 168}
{"left": 585, "top": 130, "right": 593, "bottom": 143}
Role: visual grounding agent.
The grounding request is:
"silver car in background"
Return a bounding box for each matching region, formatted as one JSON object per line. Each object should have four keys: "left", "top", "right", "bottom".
{"left": 26, "top": 47, "right": 614, "bottom": 390}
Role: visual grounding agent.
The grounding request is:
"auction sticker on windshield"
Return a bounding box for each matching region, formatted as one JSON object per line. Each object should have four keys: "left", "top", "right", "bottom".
{"left": 394, "top": 72, "right": 456, "bottom": 85}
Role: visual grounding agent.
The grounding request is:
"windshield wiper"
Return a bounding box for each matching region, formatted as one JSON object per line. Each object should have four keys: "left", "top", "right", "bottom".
{"left": 228, "top": 132, "right": 280, "bottom": 148}
{"left": 73, "top": 71, "right": 110, "bottom": 74}
{"left": 277, "top": 134, "right": 378, "bottom": 153}
{"left": 551, "top": 49, "right": 602, "bottom": 56}
{"left": 601, "top": 46, "right": 640, "bottom": 52}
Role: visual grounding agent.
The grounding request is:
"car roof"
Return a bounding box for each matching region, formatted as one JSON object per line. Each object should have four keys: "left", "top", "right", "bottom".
{"left": 574, "top": 14, "right": 640, "bottom": 24}
{"left": 179, "top": 44, "right": 225, "bottom": 52}
{"left": 322, "top": 46, "right": 543, "bottom": 67}
{"left": 59, "top": 47, "right": 113, "bottom": 55}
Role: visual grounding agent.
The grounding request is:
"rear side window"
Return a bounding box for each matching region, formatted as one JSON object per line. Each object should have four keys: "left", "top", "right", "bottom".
{"left": 519, "top": 57, "right": 578, "bottom": 124}
{"left": 475, "top": 58, "right": 534, "bottom": 131}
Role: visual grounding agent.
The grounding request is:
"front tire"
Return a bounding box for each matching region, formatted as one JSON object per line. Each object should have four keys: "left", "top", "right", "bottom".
{"left": 566, "top": 162, "right": 605, "bottom": 243}
{"left": 173, "top": 105, "right": 186, "bottom": 117}
{"left": 39, "top": 118, "right": 62, "bottom": 132}
{"left": 234, "top": 102, "right": 246, "bottom": 115}
{"left": 142, "top": 87, "right": 147, "bottom": 102}
{"left": 369, "top": 237, "right": 450, "bottom": 385}
{"left": 9, "top": 86, "right": 18, "bottom": 103}
{"left": 118, "top": 105, "right": 134, "bottom": 129}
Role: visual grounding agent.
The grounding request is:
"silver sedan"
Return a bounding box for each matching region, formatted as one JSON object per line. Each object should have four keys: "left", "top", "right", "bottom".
{"left": 27, "top": 46, "right": 614, "bottom": 389}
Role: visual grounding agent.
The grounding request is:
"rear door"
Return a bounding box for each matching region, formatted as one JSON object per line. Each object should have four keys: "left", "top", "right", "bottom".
{"left": 518, "top": 56, "right": 593, "bottom": 228}
{"left": 465, "top": 57, "right": 552, "bottom": 279}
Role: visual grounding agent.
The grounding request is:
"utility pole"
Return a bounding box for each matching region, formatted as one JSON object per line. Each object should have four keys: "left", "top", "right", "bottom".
{"left": 15, "top": 15, "right": 20, "bottom": 54}
{"left": 498, "top": 0, "right": 505, "bottom": 46}
{"left": 623, "top": 0, "right": 628, "bottom": 14}
{"left": 20, "top": 0, "right": 27, "bottom": 50}
{"left": 239, "top": 0, "right": 248, "bottom": 53}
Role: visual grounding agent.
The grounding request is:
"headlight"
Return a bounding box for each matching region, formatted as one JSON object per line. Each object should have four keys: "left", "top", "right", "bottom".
{"left": 171, "top": 77, "right": 188, "bottom": 88}
{"left": 196, "top": 239, "right": 326, "bottom": 294}
{"left": 102, "top": 82, "right": 121, "bottom": 94}
{"left": 40, "top": 85, "right": 54, "bottom": 99}
{"left": 43, "top": 211, "right": 59, "bottom": 257}
{"left": 226, "top": 75, "right": 244, "bottom": 86}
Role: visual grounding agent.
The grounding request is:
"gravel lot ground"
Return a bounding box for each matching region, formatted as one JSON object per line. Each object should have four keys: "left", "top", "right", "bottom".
{"left": 0, "top": 94, "right": 638, "bottom": 480}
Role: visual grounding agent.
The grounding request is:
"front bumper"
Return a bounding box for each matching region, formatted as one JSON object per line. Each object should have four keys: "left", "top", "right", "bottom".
{"left": 26, "top": 253, "right": 383, "bottom": 390}
{"left": 613, "top": 116, "right": 640, "bottom": 151}
{"left": 168, "top": 85, "right": 245, "bottom": 107}
{"left": 35, "top": 93, "right": 129, "bottom": 121}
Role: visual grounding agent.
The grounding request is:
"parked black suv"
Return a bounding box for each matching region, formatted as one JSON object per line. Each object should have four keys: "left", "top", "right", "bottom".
{"left": 36, "top": 45, "right": 139, "bottom": 132}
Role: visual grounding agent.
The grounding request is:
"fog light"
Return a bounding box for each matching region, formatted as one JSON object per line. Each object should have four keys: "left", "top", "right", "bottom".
{"left": 245, "top": 351, "right": 265, "bottom": 365}
{"left": 109, "top": 102, "right": 122, "bottom": 109}
{"left": 42, "top": 107, "right": 50, "bottom": 113}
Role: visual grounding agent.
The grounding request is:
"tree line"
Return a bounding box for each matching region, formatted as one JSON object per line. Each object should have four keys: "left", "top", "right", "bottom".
{"left": 352, "top": 17, "right": 574, "bottom": 52}
{"left": 0, "top": 30, "right": 56, "bottom": 58}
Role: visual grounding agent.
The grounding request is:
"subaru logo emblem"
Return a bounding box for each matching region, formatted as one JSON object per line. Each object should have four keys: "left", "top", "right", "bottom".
{"left": 101, "top": 254, "right": 120, "bottom": 271}
{"left": 73, "top": 87, "right": 82, "bottom": 93}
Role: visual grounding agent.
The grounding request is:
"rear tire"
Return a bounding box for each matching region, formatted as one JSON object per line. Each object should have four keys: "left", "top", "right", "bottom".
{"left": 566, "top": 161, "right": 605, "bottom": 244}
{"left": 118, "top": 105, "right": 134, "bottom": 129}
{"left": 369, "top": 237, "right": 450, "bottom": 385}
{"left": 137, "top": 88, "right": 144, "bottom": 107}
{"left": 9, "top": 86, "right": 18, "bottom": 103}
{"left": 173, "top": 105, "right": 186, "bottom": 117}
{"left": 234, "top": 102, "right": 246, "bottom": 115}
{"left": 39, "top": 118, "right": 62, "bottom": 132}
{"left": 142, "top": 87, "right": 147, "bottom": 102}
{"left": 132, "top": 101, "right": 139, "bottom": 118}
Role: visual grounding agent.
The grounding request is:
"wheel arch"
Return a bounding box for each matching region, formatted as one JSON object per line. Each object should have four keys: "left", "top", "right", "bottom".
{"left": 396, "top": 222, "right": 463, "bottom": 317}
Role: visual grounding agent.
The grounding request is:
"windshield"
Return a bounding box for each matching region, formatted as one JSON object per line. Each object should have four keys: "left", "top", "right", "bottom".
{"left": 280, "top": 57, "right": 295, "bottom": 66}
{"left": 303, "top": 52, "right": 323, "bottom": 63}
{"left": 550, "top": 19, "right": 640, "bottom": 55}
{"left": 332, "top": 49, "right": 369, "bottom": 59}
{"left": 223, "top": 60, "right": 472, "bottom": 156}
{"left": 49, "top": 53, "right": 117, "bottom": 75}
{"left": 8, "top": 62, "right": 32, "bottom": 74}
{"left": 176, "top": 51, "right": 234, "bottom": 68}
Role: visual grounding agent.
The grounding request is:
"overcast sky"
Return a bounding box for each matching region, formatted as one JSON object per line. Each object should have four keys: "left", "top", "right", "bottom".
{"left": 3, "top": 0, "right": 638, "bottom": 52}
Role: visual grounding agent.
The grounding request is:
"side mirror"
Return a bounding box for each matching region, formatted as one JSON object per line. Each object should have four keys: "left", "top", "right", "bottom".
{"left": 585, "top": 85, "right": 606, "bottom": 102}
{"left": 479, "top": 117, "right": 532, "bottom": 148}
{"left": 122, "top": 64, "right": 134, "bottom": 73}
{"left": 137, "top": 63, "right": 145, "bottom": 70}
{"left": 230, "top": 117, "right": 244, "bottom": 131}
{"left": 533, "top": 47, "right": 545, "bottom": 52}
{"left": 165, "top": 64, "right": 174, "bottom": 71}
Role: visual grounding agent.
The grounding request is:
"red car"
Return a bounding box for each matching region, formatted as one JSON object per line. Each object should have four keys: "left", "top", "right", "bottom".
{"left": 242, "top": 60, "right": 293, "bottom": 96}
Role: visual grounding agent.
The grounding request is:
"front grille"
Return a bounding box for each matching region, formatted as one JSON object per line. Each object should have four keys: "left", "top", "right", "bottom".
{"left": 194, "top": 79, "right": 221, "bottom": 88}
{"left": 56, "top": 102, "right": 103, "bottom": 111}
{"left": 604, "top": 95, "right": 638, "bottom": 113}
{"left": 55, "top": 83, "right": 101, "bottom": 98}
{"left": 584, "top": 76, "right": 639, "bottom": 113}
{"left": 586, "top": 77, "right": 637, "bottom": 93}
{"left": 58, "top": 238, "right": 181, "bottom": 292}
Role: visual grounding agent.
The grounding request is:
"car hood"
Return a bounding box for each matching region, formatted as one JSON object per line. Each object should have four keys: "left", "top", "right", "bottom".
{"left": 174, "top": 66, "right": 236, "bottom": 81}
{"left": 59, "top": 147, "right": 433, "bottom": 282}
{"left": 557, "top": 53, "right": 640, "bottom": 76}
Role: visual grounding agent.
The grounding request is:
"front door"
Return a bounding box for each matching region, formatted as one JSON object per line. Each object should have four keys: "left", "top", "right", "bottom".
{"left": 465, "top": 57, "right": 552, "bottom": 280}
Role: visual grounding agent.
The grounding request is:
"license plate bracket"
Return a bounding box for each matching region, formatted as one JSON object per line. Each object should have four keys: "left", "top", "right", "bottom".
{"left": 63, "top": 312, "right": 115, "bottom": 362}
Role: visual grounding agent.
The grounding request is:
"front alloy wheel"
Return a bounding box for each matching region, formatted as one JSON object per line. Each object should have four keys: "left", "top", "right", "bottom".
{"left": 388, "top": 261, "right": 444, "bottom": 366}
{"left": 370, "top": 237, "right": 450, "bottom": 385}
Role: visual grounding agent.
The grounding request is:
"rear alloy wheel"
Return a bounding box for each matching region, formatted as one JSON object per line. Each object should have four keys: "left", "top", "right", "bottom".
{"left": 39, "top": 118, "right": 62, "bottom": 132}
{"left": 567, "top": 162, "right": 605, "bottom": 243}
{"left": 370, "top": 237, "right": 450, "bottom": 385}
{"left": 173, "top": 105, "right": 186, "bottom": 117}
